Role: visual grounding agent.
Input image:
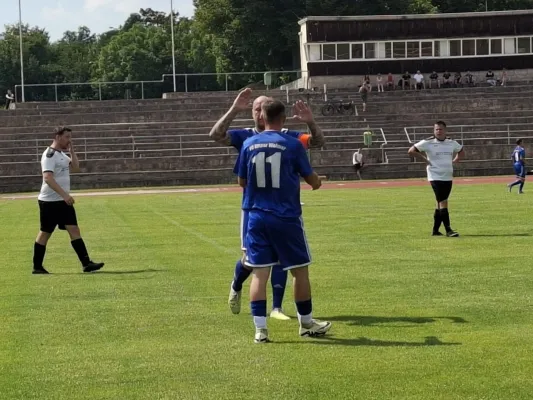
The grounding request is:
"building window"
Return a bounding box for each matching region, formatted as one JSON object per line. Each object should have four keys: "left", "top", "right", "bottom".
{"left": 385, "top": 42, "right": 392, "bottom": 58}
{"left": 421, "top": 41, "right": 433, "bottom": 57}
{"left": 308, "top": 44, "right": 321, "bottom": 61}
{"left": 407, "top": 41, "right": 420, "bottom": 58}
{"left": 322, "top": 44, "right": 336, "bottom": 60}
{"left": 351, "top": 43, "right": 363, "bottom": 59}
{"left": 517, "top": 37, "right": 531, "bottom": 54}
{"left": 476, "top": 39, "right": 489, "bottom": 56}
{"left": 393, "top": 42, "right": 406, "bottom": 58}
{"left": 491, "top": 39, "right": 502, "bottom": 54}
{"left": 504, "top": 38, "right": 516, "bottom": 54}
{"left": 365, "top": 42, "right": 376, "bottom": 59}
{"left": 337, "top": 43, "right": 350, "bottom": 60}
{"left": 377, "top": 42, "right": 392, "bottom": 59}
{"left": 449, "top": 40, "right": 461, "bottom": 56}
{"left": 462, "top": 39, "right": 475, "bottom": 56}
{"left": 434, "top": 40, "right": 449, "bottom": 57}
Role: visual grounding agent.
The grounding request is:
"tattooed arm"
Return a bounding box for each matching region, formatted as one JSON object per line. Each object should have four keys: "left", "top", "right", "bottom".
{"left": 209, "top": 88, "right": 252, "bottom": 145}
{"left": 306, "top": 120, "right": 325, "bottom": 148}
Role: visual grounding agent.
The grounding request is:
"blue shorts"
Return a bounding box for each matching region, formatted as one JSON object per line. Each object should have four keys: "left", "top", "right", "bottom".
{"left": 244, "top": 210, "right": 312, "bottom": 270}
{"left": 514, "top": 163, "right": 526, "bottom": 178}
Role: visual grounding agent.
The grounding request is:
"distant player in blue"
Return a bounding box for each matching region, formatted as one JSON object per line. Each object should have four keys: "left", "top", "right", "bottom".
{"left": 508, "top": 139, "right": 526, "bottom": 194}
{"left": 209, "top": 88, "right": 325, "bottom": 321}
{"left": 237, "top": 99, "right": 331, "bottom": 343}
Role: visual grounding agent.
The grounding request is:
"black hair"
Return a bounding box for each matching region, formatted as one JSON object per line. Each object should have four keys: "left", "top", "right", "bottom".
{"left": 54, "top": 126, "right": 72, "bottom": 137}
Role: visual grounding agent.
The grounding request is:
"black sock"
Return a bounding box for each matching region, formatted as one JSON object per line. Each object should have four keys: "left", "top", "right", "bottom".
{"left": 440, "top": 208, "right": 452, "bottom": 232}
{"left": 71, "top": 239, "right": 91, "bottom": 266}
{"left": 33, "top": 243, "right": 46, "bottom": 269}
{"left": 433, "top": 209, "right": 442, "bottom": 233}
{"left": 519, "top": 181, "right": 525, "bottom": 192}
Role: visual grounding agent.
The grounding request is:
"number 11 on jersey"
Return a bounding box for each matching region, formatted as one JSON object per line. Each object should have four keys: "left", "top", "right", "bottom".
{"left": 251, "top": 152, "right": 281, "bottom": 189}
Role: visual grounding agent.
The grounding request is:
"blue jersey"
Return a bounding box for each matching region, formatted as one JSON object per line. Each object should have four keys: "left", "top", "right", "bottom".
{"left": 512, "top": 146, "right": 525, "bottom": 165}
{"left": 237, "top": 131, "right": 313, "bottom": 218}
{"left": 228, "top": 128, "right": 310, "bottom": 174}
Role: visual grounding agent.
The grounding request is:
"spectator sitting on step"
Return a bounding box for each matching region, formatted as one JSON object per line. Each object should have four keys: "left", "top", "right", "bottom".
{"left": 402, "top": 71, "right": 411, "bottom": 90}
{"left": 500, "top": 68, "right": 508, "bottom": 86}
{"left": 352, "top": 149, "right": 365, "bottom": 180}
{"left": 386, "top": 73, "right": 394, "bottom": 91}
{"left": 465, "top": 71, "right": 475, "bottom": 87}
{"left": 429, "top": 71, "right": 440, "bottom": 88}
{"left": 413, "top": 70, "right": 425, "bottom": 90}
{"left": 5, "top": 90, "right": 14, "bottom": 110}
{"left": 442, "top": 71, "right": 452, "bottom": 87}
{"left": 486, "top": 70, "right": 496, "bottom": 86}
{"left": 454, "top": 71, "right": 463, "bottom": 87}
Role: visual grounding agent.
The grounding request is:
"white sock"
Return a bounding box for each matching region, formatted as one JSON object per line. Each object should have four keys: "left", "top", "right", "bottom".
{"left": 254, "top": 316, "right": 267, "bottom": 330}
{"left": 298, "top": 313, "right": 313, "bottom": 326}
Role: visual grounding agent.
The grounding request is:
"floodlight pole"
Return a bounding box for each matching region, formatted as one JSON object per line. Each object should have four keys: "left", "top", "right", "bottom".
{"left": 18, "top": 0, "right": 26, "bottom": 102}
{"left": 170, "top": 0, "right": 177, "bottom": 92}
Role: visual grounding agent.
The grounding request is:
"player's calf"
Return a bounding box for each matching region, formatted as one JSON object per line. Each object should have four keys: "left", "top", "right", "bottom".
{"left": 249, "top": 267, "right": 272, "bottom": 342}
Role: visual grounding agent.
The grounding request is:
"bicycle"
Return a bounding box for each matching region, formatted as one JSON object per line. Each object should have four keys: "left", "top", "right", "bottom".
{"left": 321, "top": 100, "right": 355, "bottom": 116}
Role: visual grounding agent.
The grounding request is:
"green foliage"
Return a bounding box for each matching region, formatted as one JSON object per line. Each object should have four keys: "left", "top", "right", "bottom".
{"left": 0, "top": 1, "right": 532, "bottom": 101}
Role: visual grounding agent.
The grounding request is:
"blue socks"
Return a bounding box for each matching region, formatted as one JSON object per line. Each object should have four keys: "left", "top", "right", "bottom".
{"left": 251, "top": 300, "right": 267, "bottom": 329}
{"left": 519, "top": 181, "right": 525, "bottom": 192}
{"left": 271, "top": 267, "right": 287, "bottom": 309}
{"left": 295, "top": 299, "right": 313, "bottom": 325}
{"left": 231, "top": 260, "right": 252, "bottom": 292}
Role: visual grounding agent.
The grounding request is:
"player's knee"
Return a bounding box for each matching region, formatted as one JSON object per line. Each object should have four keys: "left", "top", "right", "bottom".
{"left": 66, "top": 225, "right": 81, "bottom": 240}
{"left": 252, "top": 267, "right": 271, "bottom": 282}
{"left": 289, "top": 266, "right": 309, "bottom": 279}
{"left": 36, "top": 231, "right": 52, "bottom": 245}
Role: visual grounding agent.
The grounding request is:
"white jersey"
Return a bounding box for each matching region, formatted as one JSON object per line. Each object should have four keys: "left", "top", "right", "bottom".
{"left": 352, "top": 151, "right": 363, "bottom": 165}
{"left": 38, "top": 147, "right": 71, "bottom": 202}
{"left": 414, "top": 137, "right": 463, "bottom": 181}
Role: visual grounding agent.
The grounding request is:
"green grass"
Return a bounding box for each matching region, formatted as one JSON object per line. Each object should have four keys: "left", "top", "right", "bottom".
{"left": 1, "top": 183, "right": 532, "bottom": 400}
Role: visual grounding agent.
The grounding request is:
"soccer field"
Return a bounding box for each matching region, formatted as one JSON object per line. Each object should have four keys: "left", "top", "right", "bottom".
{"left": 1, "top": 182, "right": 532, "bottom": 400}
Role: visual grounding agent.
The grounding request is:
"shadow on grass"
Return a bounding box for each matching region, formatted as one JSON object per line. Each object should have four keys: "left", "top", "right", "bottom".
{"left": 276, "top": 336, "right": 461, "bottom": 347}
{"left": 51, "top": 269, "right": 166, "bottom": 276}
{"left": 320, "top": 315, "right": 468, "bottom": 327}
{"left": 462, "top": 233, "right": 530, "bottom": 237}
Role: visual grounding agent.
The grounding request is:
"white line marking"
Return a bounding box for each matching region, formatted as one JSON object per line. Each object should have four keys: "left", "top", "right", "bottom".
{"left": 152, "top": 210, "right": 236, "bottom": 255}
{"left": 1, "top": 187, "right": 232, "bottom": 200}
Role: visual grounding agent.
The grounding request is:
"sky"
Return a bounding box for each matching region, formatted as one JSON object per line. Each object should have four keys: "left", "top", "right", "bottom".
{"left": 1, "top": 0, "right": 195, "bottom": 41}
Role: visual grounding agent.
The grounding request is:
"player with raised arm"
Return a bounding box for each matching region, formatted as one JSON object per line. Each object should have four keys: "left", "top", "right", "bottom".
{"left": 508, "top": 139, "right": 526, "bottom": 194}
{"left": 408, "top": 121, "right": 465, "bottom": 237}
{"left": 237, "top": 99, "right": 331, "bottom": 343}
{"left": 209, "top": 88, "right": 325, "bottom": 321}
{"left": 32, "top": 127, "right": 105, "bottom": 274}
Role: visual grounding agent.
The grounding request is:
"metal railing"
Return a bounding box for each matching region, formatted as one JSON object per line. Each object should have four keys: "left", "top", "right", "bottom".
{"left": 404, "top": 123, "right": 533, "bottom": 144}
{"left": 14, "top": 70, "right": 306, "bottom": 103}
{"left": 0, "top": 127, "right": 384, "bottom": 162}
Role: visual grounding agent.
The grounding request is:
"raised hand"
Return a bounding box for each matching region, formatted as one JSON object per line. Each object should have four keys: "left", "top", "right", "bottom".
{"left": 232, "top": 88, "right": 253, "bottom": 112}
{"left": 292, "top": 100, "right": 315, "bottom": 124}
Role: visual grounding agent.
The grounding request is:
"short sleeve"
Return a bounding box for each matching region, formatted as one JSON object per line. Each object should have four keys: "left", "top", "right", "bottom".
{"left": 414, "top": 140, "right": 428, "bottom": 152}
{"left": 294, "top": 141, "right": 313, "bottom": 178}
{"left": 228, "top": 129, "right": 251, "bottom": 151}
{"left": 453, "top": 141, "right": 463, "bottom": 153}
{"left": 41, "top": 154, "right": 55, "bottom": 173}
